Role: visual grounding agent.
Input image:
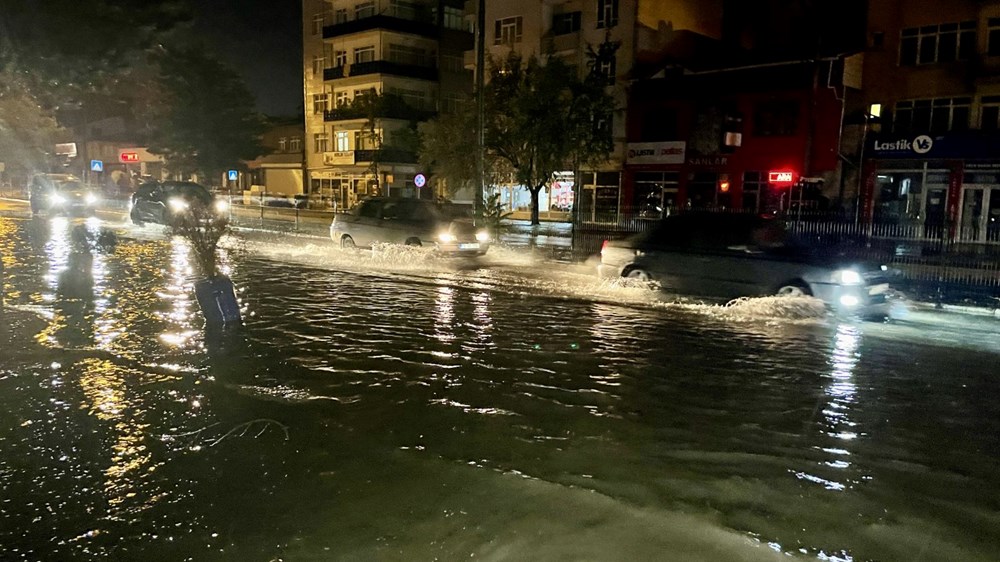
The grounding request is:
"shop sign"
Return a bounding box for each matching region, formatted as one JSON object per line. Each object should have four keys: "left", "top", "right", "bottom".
{"left": 120, "top": 151, "right": 139, "bottom": 162}
{"left": 323, "top": 151, "right": 355, "bottom": 165}
{"left": 867, "top": 130, "right": 1000, "bottom": 160}
{"left": 626, "top": 142, "right": 686, "bottom": 165}
{"left": 55, "top": 143, "right": 78, "bottom": 158}
{"left": 687, "top": 156, "right": 728, "bottom": 166}
{"left": 871, "top": 135, "right": 934, "bottom": 156}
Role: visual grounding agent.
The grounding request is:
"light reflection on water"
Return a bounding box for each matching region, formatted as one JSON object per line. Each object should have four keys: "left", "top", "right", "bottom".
{"left": 1, "top": 217, "right": 999, "bottom": 561}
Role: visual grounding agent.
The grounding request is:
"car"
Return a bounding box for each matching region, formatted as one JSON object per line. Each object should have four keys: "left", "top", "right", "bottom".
{"left": 28, "top": 173, "right": 100, "bottom": 216}
{"left": 130, "top": 181, "right": 229, "bottom": 226}
{"left": 330, "top": 197, "right": 490, "bottom": 256}
{"left": 598, "top": 213, "right": 891, "bottom": 316}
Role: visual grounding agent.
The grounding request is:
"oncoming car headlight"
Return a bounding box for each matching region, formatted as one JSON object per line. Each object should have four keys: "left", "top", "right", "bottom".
{"left": 437, "top": 232, "right": 456, "bottom": 243}
{"left": 168, "top": 198, "right": 189, "bottom": 213}
{"left": 214, "top": 199, "right": 230, "bottom": 213}
{"left": 50, "top": 194, "right": 66, "bottom": 205}
{"left": 475, "top": 230, "right": 490, "bottom": 242}
{"left": 836, "top": 269, "right": 863, "bottom": 285}
{"left": 85, "top": 193, "right": 98, "bottom": 205}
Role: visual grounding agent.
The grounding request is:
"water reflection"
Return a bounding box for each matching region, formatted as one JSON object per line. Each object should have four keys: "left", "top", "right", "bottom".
{"left": 434, "top": 285, "right": 455, "bottom": 344}
{"left": 158, "top": 236, "right": 199, "bottom": 350}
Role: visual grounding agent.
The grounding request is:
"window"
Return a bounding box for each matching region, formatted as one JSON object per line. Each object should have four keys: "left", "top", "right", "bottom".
{"left": 355, "top": 1, "right": 375, "bottom": 19}
{"left": 335, "top": 9, "right": 348, "bottom": 24}
{"left": 440, "top": 54, "right": 463, "bottom": 73}
{"left": 442, "top": 93, "right": 463, "bottom": 113}
{"left": 443, "top": 6, "right": 464, "bottom": 30}
{"left": 982, "top": 96, "right": 1000, "bottom": 130}
{"left": 598, "top": 55, "right": 616, "bottom": 85}
{"left": 354, "top": 87, "right": 376, "bottom": 99}
{"left": 289, "top": 137, "right": 302, "bottom": 152}
{"left": 312, "top": 55, "right": 326, "bottom": 75}
{"left": 354, "top": 46, "right": 375, "bottom": 64}
{"left": 278, "top": 137, "right": 288, "bottom": 152}
{"left": 335, "top": 91, "right": 349, "bottom": 107}
{"left": 494, "top": 16, "right": 523, "bottom": 45}
{"left": 752, "top": 100, "right": 799, "bottom": 136}
{"left": 899, "top": 21, "right": 975, "bottom": 66}
{"left": 312, "top": 93, "right": 329, "bottom": 114}
{"left": 894, "top": 97, "right": 970, "bottom": 133}
{"left": 742, "top": 172, "right": 765, "bottom": 212}
{"left": 335, "top": 131, "right": 350, "bottom": 152}
{"left": 335, "top": 50, "right": 347, "bottom": 67}
{"left": 633, "top": 172, "right": 679, "bottom": 218}
{"left": 387, "top": 43, "right": 431, "bottom": 67}
{"left": 389, "top": 0, "right": 421, "bottom": 20}
{"left": 870, "top": 31, "right": 885, "bottom": 49}
{"left": 314, "top": 132, "right": 329, "bottom": 153}
{"left": 553, "top": 12, "right": 581, "bottom": 35}
{"left": 989, "top": 18, "right": 1000, "bottom": 56}
{"left": 354, "top": 131, "right": 377, "bottom": 150}
{"left": 639, "top": 109, "right": 678, "bottom": 141}
{"left": 388, "top": 86, "right": 427, "bottom": 109}
{"left": 312, "top": 13, "right": 324, "bottom": 35}
{"left": 597, "top": 0, "right": 619, "bottom": 29}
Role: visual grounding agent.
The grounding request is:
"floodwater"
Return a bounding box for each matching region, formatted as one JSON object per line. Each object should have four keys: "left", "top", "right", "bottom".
{"left": 1, "top": 214, "right": 999, "bottom": 561}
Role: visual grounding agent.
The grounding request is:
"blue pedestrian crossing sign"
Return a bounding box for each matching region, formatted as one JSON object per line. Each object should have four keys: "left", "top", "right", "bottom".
{"left": 228, "top": 170, "right": 238, "bottom": 181}
{"left": 90, "top": 160, "right": 104, "bottom": 173}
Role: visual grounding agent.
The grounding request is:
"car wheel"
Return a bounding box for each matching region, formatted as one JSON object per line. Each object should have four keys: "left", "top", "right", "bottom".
{"left": 625, "top": 268, "right": 652, "bottom": 281}
{"left": 405, "top": 237, "right": 422, "bottom": 247}
{"left": 341, "top": 235, "right": 356, "bottom": 249}
{"left": 776, "top": 281, "right": 811, "bottom": 297}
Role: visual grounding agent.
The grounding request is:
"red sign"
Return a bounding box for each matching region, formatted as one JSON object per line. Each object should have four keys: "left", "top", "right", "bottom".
{"left": 768, "top": 170, "right": 795, "bottom": 184}
{"left": 120, "top": 152, "right": 139, "bottom": 163}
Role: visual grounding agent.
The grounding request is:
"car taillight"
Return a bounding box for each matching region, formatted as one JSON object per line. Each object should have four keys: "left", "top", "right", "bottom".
{"left": 601, "top": 240, "right": 609, "bottom": 255}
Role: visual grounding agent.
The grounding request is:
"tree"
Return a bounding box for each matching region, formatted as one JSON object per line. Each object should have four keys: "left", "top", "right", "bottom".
{"left": 418, "top": 99, "right": 512, "bottom": 196}
{"left": 146, "top": 47, "right": 266, "bottom": 184}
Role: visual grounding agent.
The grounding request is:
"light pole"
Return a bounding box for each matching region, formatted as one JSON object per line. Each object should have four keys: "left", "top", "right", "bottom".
{"left": 475, "top": 0, "right": 486, "bottom": 223}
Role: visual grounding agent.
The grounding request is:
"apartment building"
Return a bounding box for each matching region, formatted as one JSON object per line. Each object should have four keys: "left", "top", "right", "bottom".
{"left": 302, "top": 0, "right": 472, "bottom": 210}
{"left": 855, "top": 1, "right": 1000, "bottom": 241}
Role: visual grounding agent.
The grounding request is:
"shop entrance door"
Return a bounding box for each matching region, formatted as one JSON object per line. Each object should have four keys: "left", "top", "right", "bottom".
{"left": 958, "top": 186, "right": 1000, "bottom": 243}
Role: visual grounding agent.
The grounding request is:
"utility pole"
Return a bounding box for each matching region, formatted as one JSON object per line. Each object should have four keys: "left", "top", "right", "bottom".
{"left": 475, "top": 0, "right": 486, "bottom": 222}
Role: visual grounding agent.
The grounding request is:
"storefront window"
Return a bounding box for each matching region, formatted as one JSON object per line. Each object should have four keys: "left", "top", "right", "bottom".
{"left": 742, "top": 171, "right": 765, "bottom": 211}
{"left": 874, "top": 171, "right": 925, "bottom": 223}
{"left": 578, "top": 171, "right": 620, "bottom": 222}
{"left": 687, "top": 172, "right": 718, "bottom": 210}
{"left": 633, "top": 172, "right": 679, "bottom": 218}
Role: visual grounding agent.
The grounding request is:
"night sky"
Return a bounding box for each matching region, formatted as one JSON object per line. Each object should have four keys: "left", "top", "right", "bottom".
{"left": 191, "top": 0, "right": 303, "bottom": 116}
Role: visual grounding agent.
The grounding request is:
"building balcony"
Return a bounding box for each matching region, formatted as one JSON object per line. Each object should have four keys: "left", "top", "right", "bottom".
{"left": 355, "top": 148, "right": 419, "bottom": 164}
{"left": 324, "top": 100, "right": 435, "bottom": 122}
{"left": 323, "top": 66, "right": 345, "bottom": 80}
{"left": 347, "top": 60, "right": 439, "bottom": 81}
{"left": 550, "top": 31, "right": 581, "bottom": 53}
{"left": 323, "top": 14, "right": 438, "bottom": 40}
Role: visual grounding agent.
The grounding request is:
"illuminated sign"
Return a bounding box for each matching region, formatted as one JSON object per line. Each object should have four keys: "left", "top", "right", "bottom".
{"left": 718, "top": 180, "right": 730, "bottom": 193}
{"left": 90, "top": 160, "right": 104, "bottom": 172}
{"left": 120, "top": 152, "right": 139, "bottom": 163}
{"left": 414, "top": 173, "right": 426, "bottom": 188}
{"left": 768, "top": 170, "right": 795, "bottom": 184}
{"left": 228, "top": 170, "right": 239, "bottom": 181}
{"left": 55, "top": 143, "right": 78, "bottom": 157}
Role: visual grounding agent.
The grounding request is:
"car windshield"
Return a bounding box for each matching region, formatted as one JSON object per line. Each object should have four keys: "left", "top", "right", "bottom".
{"left": 170, "top": 183, "right": 212, "bottom": 202}
{"left": 55, "top": 181, "right": 84, "bottom": 192}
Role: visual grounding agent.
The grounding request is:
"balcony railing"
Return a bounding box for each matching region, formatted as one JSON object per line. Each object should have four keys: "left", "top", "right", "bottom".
{"left": 323, "top": 14, "right": 438, "bottom": 40}
{"left": 348, "top": 60, "right": 438, "bottom": 81}
{"left": 324, "top": 94, "right": 436, "bottom": 122}
{"left": 355, "top": 148, "right": 419, "bottom": 163}
{"left": 323, "top": 66, "right": 345, "bottom": 80}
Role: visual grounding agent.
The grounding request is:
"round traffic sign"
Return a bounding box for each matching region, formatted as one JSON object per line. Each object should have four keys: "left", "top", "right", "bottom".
{"left": 414, "top": 173, "right": 426, "bottom": 188}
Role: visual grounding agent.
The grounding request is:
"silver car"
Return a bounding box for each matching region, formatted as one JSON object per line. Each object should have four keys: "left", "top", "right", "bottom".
{"left": 330, "top": 197, "right": 490, "bottom": 256}
{"left": 29, "top": 174, "right": 100, "bottom": 216}
{"left": 598, "top": 214, "right": 891, "bottom": 316}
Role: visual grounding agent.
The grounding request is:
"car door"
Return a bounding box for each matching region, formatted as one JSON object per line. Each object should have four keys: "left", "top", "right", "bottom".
{"left": 682, "top": 217, "right": 767, "bottom": 299}
{"left": 350, "top": 199, "right": 383, "bottom": 247}
{"left": 632, "top": 217, "right": 702, "bottom": 294}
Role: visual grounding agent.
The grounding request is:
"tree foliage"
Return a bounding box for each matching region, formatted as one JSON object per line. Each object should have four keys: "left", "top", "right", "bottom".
{"left": 146, "top": 47, "right": 266, "bottom": 185}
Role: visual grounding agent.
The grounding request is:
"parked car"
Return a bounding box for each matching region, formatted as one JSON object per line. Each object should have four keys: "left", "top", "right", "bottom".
{"left": 28, "top": 173, "right": 99, "bottom": 216}
{"left": 330, "top": 197, "right": 490, "bottom": 256}
{"left": 130, "top": 181, "right": 228, "bottom": 226}
{"left": 598, "top": 213, "right": 891, "bottom": 316}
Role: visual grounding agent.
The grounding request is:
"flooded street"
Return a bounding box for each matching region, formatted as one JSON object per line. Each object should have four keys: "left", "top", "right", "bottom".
{"left": 2, "top": 212, "right": 999, "bottom": 561}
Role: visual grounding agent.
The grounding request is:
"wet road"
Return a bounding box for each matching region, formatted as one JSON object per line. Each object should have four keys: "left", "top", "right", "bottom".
{"left": 1, "top": 208, "right": 1000, "bottom": 561}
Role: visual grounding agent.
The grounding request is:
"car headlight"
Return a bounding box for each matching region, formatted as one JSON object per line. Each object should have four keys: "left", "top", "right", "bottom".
{"left": 50, "top": 194, "right": 66, "bottom": 205}
{"left": 85, "top": 193, "right": 98, "bottom": 205}
{"left": 475, "top": 230, "right": 490, "bottom": 242}
{"left": 836, "top": 269, "right": 863, "bottom": 285}
{"left": 214, "top": 199, "right": 229, "bottom": 213}
{"left": 168, "top": 198, "right": 189, "bottom": 213}
{"left": 438, "top": 232, "right": 456, "bottom": 243}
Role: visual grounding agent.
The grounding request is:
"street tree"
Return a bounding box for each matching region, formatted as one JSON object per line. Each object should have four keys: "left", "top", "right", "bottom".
{"left": 146, "top": 47, "right": 266, "bottom": 185}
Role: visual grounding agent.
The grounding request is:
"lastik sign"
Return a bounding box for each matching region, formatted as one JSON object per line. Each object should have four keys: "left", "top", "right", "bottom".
{"left": 626, "top": 142, "right": 686, "bottom": 165}
{"left": 872, "top": 134, "right": 934, "bottom": 155}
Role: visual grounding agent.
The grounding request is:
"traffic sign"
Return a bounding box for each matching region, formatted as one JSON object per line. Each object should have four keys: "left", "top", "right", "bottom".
{"left": 228, "top": 170, "right": 238, "bottom": 181}
{"left": 90, "top": 160, "right": 104, "bottom": 172}
{"left": 414, "top": 173, "right": 426, "bottom": 188}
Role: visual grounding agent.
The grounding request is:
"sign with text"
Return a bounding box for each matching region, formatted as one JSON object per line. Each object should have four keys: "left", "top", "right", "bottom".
{"left": 323, "top": 151, "right": 355, "bottom": 166}
{"left": 120, "top": 152, "right": 139, "bottom": 163}
{"left": 626, "top": 142, "right": 686, "bottom": 165}
{"left": 768, "top": 170, "right": 795, "bottom": 184}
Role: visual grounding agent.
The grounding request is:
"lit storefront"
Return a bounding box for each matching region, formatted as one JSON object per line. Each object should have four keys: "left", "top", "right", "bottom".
{"left": 498, "top": 171, "right": 576, "bottom": 221}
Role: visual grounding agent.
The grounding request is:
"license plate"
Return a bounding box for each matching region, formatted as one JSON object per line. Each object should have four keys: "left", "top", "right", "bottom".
{"left": 459, "top": 243, "right": 480, "bottom": 250}
{"left": 868, "top": 283, "right": 889, "bottom": 295}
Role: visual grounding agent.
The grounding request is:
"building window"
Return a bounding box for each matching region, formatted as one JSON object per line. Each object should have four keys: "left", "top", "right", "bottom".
{"left": 982, "top": 96, "right": 1000, "bottom": 130}
{"left": 441, "top": 93, "right": 463, "bottom": 113}
{"left": 354, "top": 46, "right": 375, "bottom": 64}
{"left": 989, "top": 18, "right": 1000, "bottom": 56}
{"left": 742, "top": 172, "right": 765, "bottom": 212}
{"left": 633, "top": 172, "right": 679, "bottom": 218}
{"left": 597, "top": 0, "right": 619, "bottom": 29}
{"left": 354, "top": 87, "right": 377, "bottom": 100}
{"left": 899, "top": 21, "right": 975, "bottom": 66}
{"left": 443, "top": 6, "right": 464, "bottom": 30}
{"left": 334, "top": 50, "right": 347, "bottom": 67}
{"left": 389, "top": 0, "right": 421, "bottom": 20}
{"left": 312, "top": 55, "right": 326, "bottom": 75}
{"left": 289, "top": 137, "right": 302, "bottom": 152}
{"left": 752, "top": 100, "right": 799, "bottom": 136}
{"left": 552, "top": 12, "right": 581, "bottom": 35}
{"left": 354, "top": 130, "right": 378, "bottom": 150}
{"left": 494, "top": 16, "right": 523, "bottom": 45}
{"left": 313, "top": 93, "right": 329, "bottom": 115}
{"left": 312, "top": 13, "right": 325, "bottom": 35}
{"left": 314, "top": 132, "right": 329, "bottom": 153}
{"left": 355, "top": 1, "right": 375, "bottom": 19}
{"left": 598, "top": 55, "right": 616, "bottom": 85}
{"left": 335, "top": 91, "right": 349, "bottom": 107}
{"left": 335, "top": 9, "right": 348, "bottom": 23}
{"left": 387, "top": 43, "right": 431, "bottom": 67}
{"left": 278, "top": 137, "right": 288, "bottom": 152}
{"left": 335, "top": 131, "right": 350, "bottom": 152}
{"left": 388, "top": 86, "right": 428, "bottom": 109}
{"left": 894, "top": 97, "right": 970, "bottom": 133}
{"left": 440, "top": 54, "right": 463, "bottom": 73}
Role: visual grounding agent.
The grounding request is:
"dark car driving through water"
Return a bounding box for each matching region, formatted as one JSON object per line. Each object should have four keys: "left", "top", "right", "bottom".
{"left": 28, "top": 174, "right": 100, "bottom": 216}
{"left": 330, "top": 197, "right": 490, "bottom": 256}
{"left": 598, "top": 213, "right": 892, "bottom": 317}
{"left": 130, "top": 181, "right": 229, "bottom": 226}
